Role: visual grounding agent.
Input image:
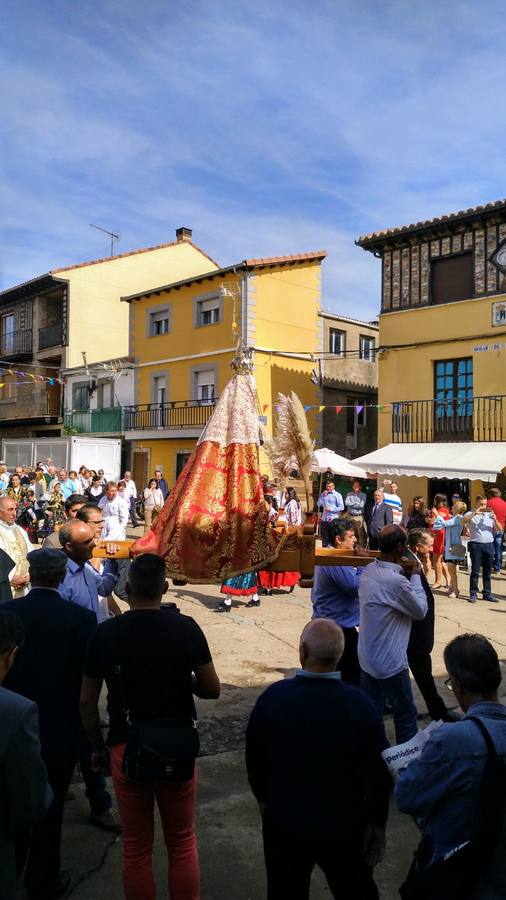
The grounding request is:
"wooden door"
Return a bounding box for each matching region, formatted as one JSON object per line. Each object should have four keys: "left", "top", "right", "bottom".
{"left": 132, "top": 449, "right": 149, "bottom": 492}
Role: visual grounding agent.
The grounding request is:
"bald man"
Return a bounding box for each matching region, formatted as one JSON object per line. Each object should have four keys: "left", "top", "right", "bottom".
{"left": 59, "top": 520, "right": 118, "bottom": 620}
{"left": 246, "top": 619, "right": 390, "bottom": 900}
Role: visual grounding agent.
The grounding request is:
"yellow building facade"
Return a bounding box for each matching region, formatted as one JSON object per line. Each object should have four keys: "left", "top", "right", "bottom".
{"left": 356, "top": 200, "right": 506, "bottom": 505}
{"left": 122, "top": 252, "right": 326, "bottom": 488}
{"left": 53, "top": 228, "right": 219, "bottom": 367}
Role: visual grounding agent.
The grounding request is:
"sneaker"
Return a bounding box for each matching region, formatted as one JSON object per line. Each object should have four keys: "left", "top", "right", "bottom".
{"left": 447, "top": 590, "right": 456, "bottom": 599}
{"left": 483, "top": 594, "right": 499, "bottom": 603}
{"left": 468, "top": 595, "right": 477, "bottom": 603}
{"left": 89, "top": 807, "right": 122, "bottom": 833}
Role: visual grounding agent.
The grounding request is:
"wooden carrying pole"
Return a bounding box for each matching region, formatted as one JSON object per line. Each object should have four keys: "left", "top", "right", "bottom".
{"left": 92, "top": 533, "right": 378, "bottom": 589}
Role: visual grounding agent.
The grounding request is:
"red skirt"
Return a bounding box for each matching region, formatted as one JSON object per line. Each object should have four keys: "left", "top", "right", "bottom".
{"left": 259, "top": 570, "right": 300, "bottom": 589}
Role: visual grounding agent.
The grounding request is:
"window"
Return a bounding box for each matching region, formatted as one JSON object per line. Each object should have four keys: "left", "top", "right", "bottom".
{"left": 430, "top": 253, "right": 474, "bottom": 305}
{"left": 329, "top": 328, "right": 345, "bottom": 356}
{"left": 148, "top": 307, "right": 170, "bottom": 336}
{"left": 359, "top": 334, "right": 375, "bottom": 361}
{"left": 0, "top": 371, "right": 16, "bottom": 402}
{"left": 152, "top": 374, "right": 167, "bottom": 406}
{"left": 435, "top": 358, "right": 473, "bottom": 415}
{"left": 434, "top": 357, "right": 473, "bottom": 439}
{"left": 97, "top": 380, "right": 115, "bottom": 408}
{"left": 0, "top": 315, "right": 14, "bottom": 355}
{"left": 196, "top": 369, "right": 215, "bottom": 404}
{"left": 345, "top": 397, "right": 357, "bottom": 450}
{"left": 196, "top": 297, "right": 220, "bottom": 327}
{"left": 72, "top": 382, "right": 89, "bottom": 412}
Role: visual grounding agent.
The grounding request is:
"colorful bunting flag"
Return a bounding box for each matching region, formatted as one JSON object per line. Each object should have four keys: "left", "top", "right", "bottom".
{"left": 335, "top": 406, "right": 343, "bottom": 414}
{"left": 262, "top": 404, "right": 269, "bottom": 412}
{"left": 318, "top": 405, "right": 325, "bottom": 413}
{"left": 355, "top": 405, "right": 364, "bottom": 415}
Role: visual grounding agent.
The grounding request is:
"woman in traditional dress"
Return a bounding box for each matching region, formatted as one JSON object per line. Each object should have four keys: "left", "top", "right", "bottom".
{"left": 259, "top": 489, "right": 301, "bottom": 596}
{"left": 46, "top": 482, "right": 66, "bottom": 531}
{"left": 218, "top": 570, "right": 260, "bottom": 612}
{"left": 7, "top": 474, "right": 28, "bottom": 504}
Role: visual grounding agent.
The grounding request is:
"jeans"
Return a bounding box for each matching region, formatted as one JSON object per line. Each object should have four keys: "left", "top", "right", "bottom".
{"left": 468, "top": 541, "right": 494, "bottom": 597}
{"left": 111, "top": 745, "right": 199, "bottom": 900}
{"left": 493, "top": 530, "right": 504, "bottom": 572}
{"left": 361, "top": 668, "right": 418, "bottom": 744}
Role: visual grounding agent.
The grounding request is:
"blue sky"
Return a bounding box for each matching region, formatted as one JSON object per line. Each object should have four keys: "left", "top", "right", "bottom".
{"left": 2, "top": 0, "right": 506, "bottom": 318}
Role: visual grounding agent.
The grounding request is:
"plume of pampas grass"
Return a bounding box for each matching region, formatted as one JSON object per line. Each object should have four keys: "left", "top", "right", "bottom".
{"left": 276, "top": 391, "right": 315, "bottom": 512}
{"left": 262, "top": 433, "right": 289, "bottom": 493}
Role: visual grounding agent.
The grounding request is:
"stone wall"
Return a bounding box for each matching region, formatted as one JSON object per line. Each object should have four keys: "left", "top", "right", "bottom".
{"left": 381, "top": 221, "right": 506, "bottom": 311}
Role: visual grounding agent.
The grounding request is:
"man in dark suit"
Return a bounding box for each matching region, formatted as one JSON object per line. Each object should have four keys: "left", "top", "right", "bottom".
{"left": 0, "top": 610, "right": 50, "bottom": 900}
{"left": 3, "top": 549, "right": 96, "bottom": 900}
{"left": 406, "top": 529, "right": 461, "bottom": 723}
{"left": 246, "top": 619, "right": 390, "bottom": 900}
{"left": 367, "top": 489, "right": 393, "bottom": 550}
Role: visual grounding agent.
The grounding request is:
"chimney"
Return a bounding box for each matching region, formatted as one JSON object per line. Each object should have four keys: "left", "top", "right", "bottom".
{"left": 175, "top": 226, "right": 192, "bottom": 243}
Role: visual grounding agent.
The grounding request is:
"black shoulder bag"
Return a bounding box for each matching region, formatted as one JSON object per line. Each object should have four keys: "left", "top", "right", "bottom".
{"left": 113, "top": 616, "right": 200, "bottom": 782}
{"left": 399, "top": 715, "right": 506, "bottom": 900}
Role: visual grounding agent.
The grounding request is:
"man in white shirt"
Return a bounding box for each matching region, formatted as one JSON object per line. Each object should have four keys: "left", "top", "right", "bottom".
{"left": 98, "top": 482, "right": 129, "bottom": 541}
{"left": 0, "top": 497, "right": 32, "bottom": 598}
{"left": 122, "top": 471, "right": 138, "bottom": 527}
{"left": 358, "top": 524, "right": 427, "bottom": 744}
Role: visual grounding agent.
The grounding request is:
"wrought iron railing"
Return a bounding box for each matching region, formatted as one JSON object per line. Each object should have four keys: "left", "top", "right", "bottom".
{"left": 124, "top": 399, "right": 217, "bottom": 431}
{"left": 392, "top": 395, "right": 505, "bottom": 443}
{"left": 39, "top": 322, "right": 63, "bottom": 350}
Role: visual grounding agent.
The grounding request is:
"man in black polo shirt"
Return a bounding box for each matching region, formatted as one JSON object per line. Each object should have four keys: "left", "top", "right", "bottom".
{"left": 80, "top": 553, "right": 220, "bottom": 900}
{"left": 246, "top": 618, "right": 390, "bottom": 900}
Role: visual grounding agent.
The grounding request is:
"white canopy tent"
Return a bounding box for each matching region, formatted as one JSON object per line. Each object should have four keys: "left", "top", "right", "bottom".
{"left": 353, "top": 442, "right": 506, "bottom": 482}
{"left": 311, "top": 448, "right": 367, "bottom": 479}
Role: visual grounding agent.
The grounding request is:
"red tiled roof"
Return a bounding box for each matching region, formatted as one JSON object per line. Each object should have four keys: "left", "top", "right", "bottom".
{"left": 243, "top": 251, "right": 327, "bottom": 267}
{"left": 51, "top": 239, "right": 219, "bottom": 273}
{"left": 356, "top": 198, "right": 506, "bottom": 246}
{"left": 121, "top": 251, "right": 327, "bottom": 302}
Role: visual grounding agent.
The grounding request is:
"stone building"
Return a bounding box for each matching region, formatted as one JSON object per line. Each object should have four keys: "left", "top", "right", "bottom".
{"left": 318, "top": 311, "right": 378, "bottom": 458}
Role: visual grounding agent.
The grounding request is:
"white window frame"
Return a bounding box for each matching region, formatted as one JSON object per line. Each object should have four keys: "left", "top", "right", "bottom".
{"left": 359, "top": 334, "right": 375, "bottom": 362}
{"left": 195, "top": 369, "right": 215, "bottom": 405}
{"left": 329, "top": 327, "right": 345, "bottom": 356}
{"left": 193, "top": 291, "right": 223, "bottom": 328}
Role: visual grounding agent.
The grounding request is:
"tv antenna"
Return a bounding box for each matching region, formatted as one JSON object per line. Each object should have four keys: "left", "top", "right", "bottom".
{"left": 89, "top": 223, "right": 121, "bottom": 257}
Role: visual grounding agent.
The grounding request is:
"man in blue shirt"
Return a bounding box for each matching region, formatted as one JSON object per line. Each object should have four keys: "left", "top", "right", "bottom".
{"left": 311, "top": 517, "right": 362, "bottom": 685}
{"left": 317, "top": 480, "right": 344, "bottom": 547}
{"left": 395, "top": 634, "right": 506, "bottom": 897}
{"left": 358, "top": 525, "right": 428, "bottom": 743}
{"left": 59, "top": 520, "right": 118, "bottom": 621}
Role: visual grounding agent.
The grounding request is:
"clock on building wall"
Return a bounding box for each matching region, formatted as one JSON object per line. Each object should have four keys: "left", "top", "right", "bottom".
{"left": 490, "top": 239, "right": 506, "bottom": 273}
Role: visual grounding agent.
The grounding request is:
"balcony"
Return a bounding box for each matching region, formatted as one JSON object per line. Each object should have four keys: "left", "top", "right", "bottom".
{"left": 124, "top": 399, "right": 217, "bottom": 431}
{"left": 0, "top": 329, "right": 33, "bottom": 357}
{"left": 64, "top": 407, "right": 124, "bottom": 434}
{"left": 0, "top": 385, "right": 61, "bottom": 423}
{"left": 39, "top": 322, "right": 63, "bottom": 350}
{"left": 392, "top": 395, "right": 505, "bottom": 443}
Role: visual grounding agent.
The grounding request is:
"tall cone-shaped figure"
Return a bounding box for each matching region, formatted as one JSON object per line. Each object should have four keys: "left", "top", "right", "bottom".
{"left": 131, "top": 366, "right": 280, "bottom": 582}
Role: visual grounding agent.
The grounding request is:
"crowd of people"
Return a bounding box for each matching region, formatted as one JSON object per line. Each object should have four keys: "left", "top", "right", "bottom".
{"left": 0, "top": 458, "right": 172, "bottom": 545}
{"left": 0, "top": 463, "right": 504, "bottom": 900}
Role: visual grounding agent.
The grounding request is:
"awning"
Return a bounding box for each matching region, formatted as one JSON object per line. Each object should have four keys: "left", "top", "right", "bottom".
{"left": 353, "top": 442, "right": 506, "bottom": 482}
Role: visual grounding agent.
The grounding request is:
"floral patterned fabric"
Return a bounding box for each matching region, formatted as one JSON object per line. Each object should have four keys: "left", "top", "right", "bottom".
{"left": 131, "top": 371, "right": 282, "bottom": 582}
